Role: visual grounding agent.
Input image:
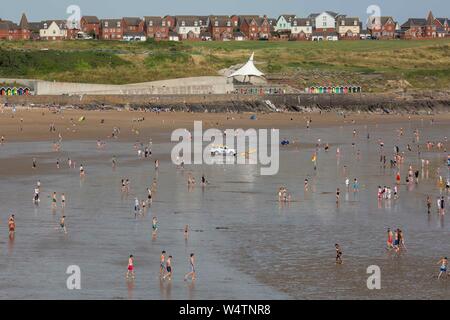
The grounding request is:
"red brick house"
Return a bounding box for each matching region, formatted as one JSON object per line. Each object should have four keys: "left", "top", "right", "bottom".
{"left": 401, "top": 11, "right": 437, "bottom": 39}
{"left": 209, "top": 16, "right": 233, "bottom": 40}
{"left": 434, "top": 17, "right": 449, "bottom": 36}
{"left": 367, "top": 16, "right": 397, "bottom": 39}
{"left": 0, "top": 14, "right": 30, "bottom": 40}
{"left": 144, "top": 16, "right": 169, "bottom": 40}
{"left": 122, "top": 17, "right": 145, "bottom": 33}
{"left": 100, "top": 19, "right": 123, "bottom": 40}
{"left": 240, "top": 16, "right": 270, "bottom": 40}
{"left": 163, "top": 15, "right": 176, "bottom": 30}
{"left": 80, "top": 16, "right": 100, "bottom": 38}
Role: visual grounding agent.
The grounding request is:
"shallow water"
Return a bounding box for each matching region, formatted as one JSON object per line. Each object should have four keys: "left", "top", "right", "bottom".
{"left": 0, "top": 118, "right": 449, "bottom": 299}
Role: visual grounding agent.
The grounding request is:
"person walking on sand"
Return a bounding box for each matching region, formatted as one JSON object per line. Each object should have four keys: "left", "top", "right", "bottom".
{"left": 160, "top": 251, "right": 166, "bottom": 278}
{"left": 152, "top": 217, "right": 158, "bottom": 236}
{"left": 8, "top": 214, "right": 15, "bottom": 237}
{"left": 336, "top": 188, "right": 340, "bottom": 206}
{"left": 52, "top": 192, "right": 57, "bottom": 209}
{"left": 79, "top": 164, "right": 85, "bottom": 177}
{"left": 184, "top": 225, "right": 189, "bottom": 239}
{"left": 126, "top": 255, "right": 135, "bottom": 280}
{"left": 60, "top": 216, "right": 67, "bottom": 234}
{"left": 184, "top": 253, "right": 196, "bottom": 281}
{"left": 61, "top": 193, "right": 66, "bottom": 209}
{"left": 437, "top": 257, "right": 448, "bottom": 280}
{"left": 163, "top": 256, "right": 173, "bottom": 281}
{"left": 427, "top": 195, "right": 432, "bottom": 214}
{"left": 335, "top": 244, "right": 343, "bottom": 264}
{"left": 134, "top": 197, "right": 140, "bottom": 218}
{"left": 387, "top": 228, "right": 394, "bottom": 250}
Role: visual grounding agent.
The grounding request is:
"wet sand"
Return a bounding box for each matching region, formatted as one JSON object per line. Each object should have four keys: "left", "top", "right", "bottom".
{"left": 0, "top": 106, "right": 450, "bottom": 299}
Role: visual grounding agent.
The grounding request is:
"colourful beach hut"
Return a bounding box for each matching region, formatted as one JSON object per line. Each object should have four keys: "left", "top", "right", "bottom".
{"left": 6, "top": 88, "right": 12, "bottom": 95}
{"left": 12, "top": 87, "right": 18, "bottom": 95}
{"left": 18, "top": 88, "right": 24, "bottom": 95}
{"left": 24, "top": 87, "right": 30, "bottom": 95}
{"left": 0, "top": 88, "right": 5, "bottom": 96}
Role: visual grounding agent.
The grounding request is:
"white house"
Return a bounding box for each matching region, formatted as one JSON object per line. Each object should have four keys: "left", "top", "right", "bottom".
{"left": 39, "top": 20, "right": 67, "bottom": 40}
{"left": 309, "top": 11, "right": 342, "bottom": 32}
{"left": 274, "top": 14, "right": 296, "bottom": 31}
{"left": 291, "top": 18, "right": 313, "bottom": 37}
{"left": 175, "top": 16, "right": 200, "bottom": 40}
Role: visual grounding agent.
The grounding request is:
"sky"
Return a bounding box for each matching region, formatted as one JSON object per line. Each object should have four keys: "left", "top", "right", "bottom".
{"left": 1, "top": 0, "right": 448, "bottom": 24}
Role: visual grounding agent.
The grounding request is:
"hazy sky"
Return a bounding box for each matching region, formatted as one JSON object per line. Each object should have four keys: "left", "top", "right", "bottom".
{"left": 2, "top": 0, "right": 448, "bottom": 24}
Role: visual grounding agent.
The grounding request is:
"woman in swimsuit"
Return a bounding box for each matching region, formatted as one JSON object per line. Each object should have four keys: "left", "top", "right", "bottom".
{"left": 126, "top": 255, "right": 135, "bottom": 279}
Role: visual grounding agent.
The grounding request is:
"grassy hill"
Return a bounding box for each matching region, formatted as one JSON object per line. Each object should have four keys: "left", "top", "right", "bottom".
{"left": 1, "top": 38, "right": 450, "bottom": 92}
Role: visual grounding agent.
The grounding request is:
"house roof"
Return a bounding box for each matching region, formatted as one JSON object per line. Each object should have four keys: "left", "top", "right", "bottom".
{"left": 325, "top": 11, "right": 339, "bottom": 18}
{"left": 144, "top": 16, "right": 163, "bottom": 26}
{"left": 401, "top": 18, "right": 427, "bottom": 28}
{"left": 209, "top": 16, "right": 232, "bottom": 27}
{"left": 279, "top": 14, "right": 296, "bottom": 22}
{"left": 292, "top": 18, "right": 312, "bottom": 26}
{"left": 436, "top": 18, "right": 448, "bottom": 26}
{"left": 0, "top": 20, "right": 16, "bottom": 30}
{"left": 82, "top": 16, "right": 99, "bottom": 24}
{"left": 337, "top": 17, "right": 360, "bottom": 26}
{"left": 28, "top": 22, "right": 42, "bottom": 32}
{"left": 19, "top": 13, "right": 29, "bottom": 29}
{"left": 42, "top": 20, "right": 68, "bottom": 29}
{"left": 123, "top": 17, "right": 142, "bottom": 26}
{"left": 175, "top": 16, "right": 200, "bottom": 27}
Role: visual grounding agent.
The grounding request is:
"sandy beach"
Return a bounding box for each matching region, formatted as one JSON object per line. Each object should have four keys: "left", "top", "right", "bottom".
{"left": 1, "top": 105, "right": 450, "bottom": 299}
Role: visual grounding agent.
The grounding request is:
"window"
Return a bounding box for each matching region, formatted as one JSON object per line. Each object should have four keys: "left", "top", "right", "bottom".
{"left": 306, "top": 21, "right": 310, "bottom": 26}
{"left": 323, "top": 16, "right": 327, "bottom": 21}
{"left": 117, "top": 22, "right": 121, "bottom": 27}
{"left": 162, "top": 21, "right": 166, "bottom": 26}
{"left": 182, "top": 21, "right": 185, "bottom": 26}
{"left": 227, "top": 21, "right": 231, "bottom": 26}
{"left": 354, "top": 20, "right": 358, "bottom": 26}
{"left": 105, "top": 22, "right": 108, "bottom": 27}
{"left": 341, "top": 20, "right": 345, "bottom": 25}
{"left": 215, "top": 21, "right": 218, "bottom": 27}
{"left": 323, "top": 22, "right": 326, "bottom": 27}
{"left": 149, "top": 21, "right": 153, "bottom": 26}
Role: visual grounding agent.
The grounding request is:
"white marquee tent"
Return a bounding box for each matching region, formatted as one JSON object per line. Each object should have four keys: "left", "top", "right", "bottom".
{"left": 228, "top": 52, "right": 265, "bottom": 82}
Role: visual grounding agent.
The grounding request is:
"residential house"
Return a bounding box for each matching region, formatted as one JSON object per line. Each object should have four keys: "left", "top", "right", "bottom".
{"left": 240, "top": 16, "right": 271, "bottom": 40}
{"left": 39, "top": 20, "right": 67, "bottom": 40}
{"left": 367, "top": 16, "right": 397, "bottom": 39}
{"left": 100, "top": 19, "right": 123, "bottom": 40}
{"left": 401, "top": 11, "right": 437, "bottom": 39}
{"left": 80, "top": 16, "right": 100, "bottom": 38}
{"left": 209, "top": 16, "right": 233, "bottom": 40}
{"left": 0, "top": 14, "right": 31, "bottom": 40}
{"left": 434, "top": 17, "right": 448, "bottom": 37}
{"left": 122, "top": 17, "right": 145, "bottom": 33}
{"left": 336, "top": 17, "right": 361, "bottom": 38}
{"left": 290, "top": 18, "right": 313, "bottom": 40}
{"left": 309, "top": 11, "right": 342, "bottom": 32}
{"left": 163, "top": 15, "right": 176, "bottom": 30}
{"left": 274, "top": 14, "right": 296, "bottom": 32}
{"left": 175, "top": 16, "right": 201, "bottom": 40}
{"left": 198, "top": 16, "right": 210, "bottom": 32}
{"left": 144, "top": 16, "right": 169, "bottom": 40}
{"left": 434, "top": 17, "right": 449, "bottom": 33}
